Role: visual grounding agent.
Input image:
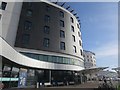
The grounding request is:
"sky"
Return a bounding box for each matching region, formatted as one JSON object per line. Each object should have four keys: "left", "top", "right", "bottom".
{"left": 65, "top": 2, "right": 118, "bottom": 71}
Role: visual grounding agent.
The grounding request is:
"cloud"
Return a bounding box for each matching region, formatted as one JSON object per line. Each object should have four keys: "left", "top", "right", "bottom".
{"left": 93, "top": 41, "right": 118, "bottom": 58}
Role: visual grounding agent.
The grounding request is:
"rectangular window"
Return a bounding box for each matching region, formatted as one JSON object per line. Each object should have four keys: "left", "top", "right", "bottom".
{"left": 80, "top": 49, "right": 83, "bottom": 56}
{"left": 73, "top": 46, "right": 77, "bottom": 53}
{"left": 43, "top": 55, "right": 48, "bottom": 61}
{"left": 72, "top": 35, "right": 75, "bottom": 42}
{"left": 46, "top": 6, "right": 50, "bottom": 11}
{"left": 78, "top": 32, "right": 81, "bottom": 37}
{"left": 0, "top": 2, "right": 7, "bottom": 10}
{"left": 44, "top": 26, "right": 50, "bottom": 34}
{"left": 77, "top": 24, "right": 80, "bottom": 29}
{"left": 0, "top": 14, "right": 1, "bottom": 20}
{"left": 59, "top": 11, "right": 64, "bottom": 18}
{"left": 26, "top": 9, "right": 32, "bottom": 17}
{"left": 43, "top": 38, "right": 49, "bottom": 47}
{"left": 71, "top": 17, "right": 74, "bottom": 23}
{"left": 44, "top": 15, "right": 50, "bottom": 23}
{"left": 71, "top": 26, "right": 74, "bottom": 32}
{"left": 24, "top": 21, "right": 32, "bottom": 30}
{"left": 79, "top": 40, "right": 82, "bottom": 46}
{"left": 60, "top": 42, "right": 65, "bottom": 50}
{"left": 60, "top": 30, "right": 65, "bottom": 38}
{"left": 22, "top": 34, "right": 30, "bottom": 45}
{"left": 60, "top": 20, "right": 64, "bottom": 27}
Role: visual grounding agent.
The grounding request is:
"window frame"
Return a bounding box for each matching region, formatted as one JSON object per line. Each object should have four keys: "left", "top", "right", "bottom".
{"left": 44, "top": 26, "right": 50, "bottom": 34}
{"left": 60, "top": 42, "right": 65, "bottom": 50}
{"left": 43, "top": 38, "right": 50, "bottom": 47}
{"left": 60, "top": 30, "right": 65, "bottom": 38}
{"left": 60, "top": 20, "right": 64, "bottom": 27}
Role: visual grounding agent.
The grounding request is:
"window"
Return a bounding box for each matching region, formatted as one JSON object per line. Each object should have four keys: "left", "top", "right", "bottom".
{"left": 46, "top": 6, "right": 50, "bottom": 11}
{"left": 73, "top": 46, "right": 77, "bottom": 53}
{"left": 60, "top": 30, "right": 65, "bottom": 38}
{"left": 43, "top": 55, "right": 48, "bottom": 61}
{"left": 44, "top": 26, "right": 50, "bottom": 34}
{"left": 0, "top": 2, "right": 7, "bottom": 10}
{"left": 60, "top": 42, "right": 65, "bottom": 50}
{"left": 43, "top": 38, "right": 49, "bottom": 47}
{"left": 26, "top": 9, "right": 32, "bottom": 17}
{"left": 60, "top": 20, "right": 64, "bottom": 27}
{"left": 88, "top": 59, "right": 89, "bottom": 62}
{"left": 79, "top": 40, "right": 82, "bottom": 46}
{"left": 80, "top": 49, "right": 83, "bottom": 56}
{"left": 22, "top": 34, "right": 30, "bottom": 45}
{"left": 71, "top": 17, "right": 74, "bottom": 23}
{"left": 71, "top": 26, "right": 74, "bottom": 32}
{"left": 0, "top": 14, "right": 1, "bottom": 20}
{"left": 59, "top": 11, "right": 64, "bottom": 18}
{"left": 44, "top": 15, "right": 50, "bottom": 23}
{"left": 78, "top": 32, "right": 80, "bottom": 37}
{"left": 77, "top": 24, "right": 80, "bottom": 29}
{"left": 24, "top": 21, "right": 32, "bottom": 30}
{"left": 72, "top": 35, "right": 75, "bottom": 42}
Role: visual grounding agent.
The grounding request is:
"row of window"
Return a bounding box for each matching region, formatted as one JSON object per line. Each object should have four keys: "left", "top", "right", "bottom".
{"left": 21, "top": 52, "right": 84, "bottom": 67}
{"left": 24, "top": 20, "right": 82, "bottom": 46}
{"left": 85, "top": 59, "right": 95, "bottom": 63}
{"left": 26, "top": 4, "right": 80, "bottom": 29}
{"left": 22, "top": 34, "right": 83, "bottom": 54}
{"left": 24, "top": 20, "right": 81, "bottom": 37}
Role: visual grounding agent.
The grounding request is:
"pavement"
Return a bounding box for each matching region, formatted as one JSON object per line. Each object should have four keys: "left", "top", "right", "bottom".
{"left": 3, "top": 80, "right": 119, "bottom": 90}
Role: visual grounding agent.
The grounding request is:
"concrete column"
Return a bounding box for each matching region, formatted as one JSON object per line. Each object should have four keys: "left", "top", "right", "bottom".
{"left": 49, "top": 70, "right": 51, "bottom": 83}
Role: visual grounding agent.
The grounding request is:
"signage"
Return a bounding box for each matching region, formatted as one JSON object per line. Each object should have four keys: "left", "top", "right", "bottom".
{"left": 18, "top": 68, "right": 27, "bottom": 87}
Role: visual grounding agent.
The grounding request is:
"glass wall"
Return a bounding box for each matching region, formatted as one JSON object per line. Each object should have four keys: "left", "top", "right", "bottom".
{"left": 20, "top": 52, "right": 84, "bottom": 67}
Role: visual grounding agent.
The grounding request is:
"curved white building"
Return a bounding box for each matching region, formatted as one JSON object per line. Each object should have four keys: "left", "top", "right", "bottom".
{"left": 0, "top": 0, "right": 84, "bottom": 88}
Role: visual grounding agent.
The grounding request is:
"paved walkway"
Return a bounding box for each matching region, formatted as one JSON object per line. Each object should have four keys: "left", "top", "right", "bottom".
{"left": 48, "top": 81, "right": 118, "bottom": 88}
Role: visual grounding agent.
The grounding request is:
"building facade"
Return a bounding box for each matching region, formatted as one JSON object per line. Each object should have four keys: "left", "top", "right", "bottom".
{"left": 0, "top": 0, "right": 84, "bottom": 88}
{"left": 83, "top": 50, "right": 96, "bottom": 69}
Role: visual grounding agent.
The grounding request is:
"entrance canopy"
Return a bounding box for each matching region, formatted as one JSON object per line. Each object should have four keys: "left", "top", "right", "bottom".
{"left": 79, "top": 67, "right": 108, "bottom": 74}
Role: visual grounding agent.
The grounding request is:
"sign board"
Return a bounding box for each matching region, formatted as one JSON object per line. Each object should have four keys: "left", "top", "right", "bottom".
{"left": 18, "top": 68, "right": 27, "bottom": 87}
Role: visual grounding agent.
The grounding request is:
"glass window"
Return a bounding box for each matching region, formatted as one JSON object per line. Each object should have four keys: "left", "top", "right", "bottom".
{"left": 0, "top": 2, "right": 7, "bottom": 10}
{"left": 60, "top": 42, "right": 65, "bottom": 50}
{"left": 70, "top": 17, "right": 74, "bottom": 23}
{"left": 60, "top": 20, "right": 64, "bottom": 27}
{"left": 79, "top": 40, "right": 82, "bottom": 46}
{"left": 58, "top": 57, "right": 63, "bottom": 63}
{"left": 44, "top": 26, "right": 50, "bottom": 34}
{"left": 77, "top": 24, "right": 80, "bottom": 29}
{"left": 46, "top": 6, "right": 50, "bottom": 11}
{"left": 60, "top": 30, "right": 65, "bottom": 38}
{"left": 73, "top": 46, "right": 77, "bottom": 53}
{"left": 72, "top": 35, "right": 75, "bottom": 42}
{"left": 78, "top": 32, "right": 81, "bottom": 37}
{"left": 44, "top": 15, "right": 50, "bottom": 23}
{"left": 24, "top": 21, "right": 32, "bottom": 30}
{"left": 0, "top": 14, "right": 1, "bottom": 20}
{"left": 71, "top": 26, "right": 74, "bottom": 32}
{"left": 52, "top": 56, "right": 58, "bottom": 63}
{"left": 59, "top": 11, "right": 64, "bottom": 18}
{"left": 43, "top": 55, "right": 48, "bottom": 61}
{"left": 80, "top": 49, "right": 83, "bottom": 56}
{"left": 43, "top": 38, "right": 49, "bottom": 47}
{"left": 26, "top": 9, "right": 32, "bottom": 17}
{"left": 22, "top": 34, "right": 30, "bottom": 45}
